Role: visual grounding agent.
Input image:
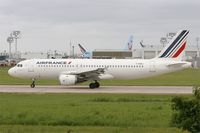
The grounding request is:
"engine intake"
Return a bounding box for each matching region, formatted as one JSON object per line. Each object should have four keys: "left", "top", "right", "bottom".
{"left": 59, "top": 74, "right": 77, "bottom": 85}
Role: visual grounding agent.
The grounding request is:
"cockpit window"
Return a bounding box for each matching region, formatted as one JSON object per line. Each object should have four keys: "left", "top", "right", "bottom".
{"left": 17, "top": 64, "right": 23, "bottom": 67}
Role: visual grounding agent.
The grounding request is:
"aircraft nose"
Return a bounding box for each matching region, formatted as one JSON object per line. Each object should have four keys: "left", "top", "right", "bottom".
{"left": 8, "top": 67, "right": 15, "bottom": 77}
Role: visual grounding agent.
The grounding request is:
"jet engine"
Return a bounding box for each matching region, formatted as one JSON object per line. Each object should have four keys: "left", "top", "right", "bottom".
{"left": 59, "top": 74, "right": 77, "bottom": 85}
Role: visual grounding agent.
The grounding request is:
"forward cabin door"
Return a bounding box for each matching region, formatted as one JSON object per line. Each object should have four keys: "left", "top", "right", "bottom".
{"left": 28, "top": 61, "right": 34, "bottom": 72}
{"left": 149, "top": 61, "right": 156, "bottom": 72}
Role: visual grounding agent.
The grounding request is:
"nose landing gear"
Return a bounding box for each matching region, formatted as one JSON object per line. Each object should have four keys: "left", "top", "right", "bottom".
{"left": 30, "top": 79, "right": 36, "bottom": 88}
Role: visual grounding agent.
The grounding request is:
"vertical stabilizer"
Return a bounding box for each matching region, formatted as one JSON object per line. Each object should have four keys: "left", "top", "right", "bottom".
{"left": 78, "top": 44, "right": 87, "bottom": 54}
{"left": 156, "top": 30, "right": 189, "bottom": 60}
{"left": 125, "top": 35, "right": 133, "bottom": 50}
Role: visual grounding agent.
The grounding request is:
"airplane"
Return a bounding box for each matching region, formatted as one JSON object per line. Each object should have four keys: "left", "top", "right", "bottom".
{"left": 125, "top": 35, "right": 133, "bottom": 50}
{"left": 140, "top": 40, "right": 145, "bottom": 48}
{"left": 78, "top": 44, "right": 92, "bottom": 59}
{"left": 8, "top": 30, "right": 191, "bottom": 89}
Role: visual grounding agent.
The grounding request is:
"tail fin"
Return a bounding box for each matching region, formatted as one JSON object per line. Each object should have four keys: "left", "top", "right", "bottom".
{"left": 156, "top": 30, "right": 189, "bottom": 60}
{"left": 125, "top": 35, "right": 133, "bottom": 50}
{"left": 140, "top": 40, "right": 145, "bottom": 48}
{"left": 78, "top": 44, "right": 86, "bottom": 54}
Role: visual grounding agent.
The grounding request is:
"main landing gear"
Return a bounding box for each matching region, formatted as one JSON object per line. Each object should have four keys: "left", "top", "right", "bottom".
{"left": 30, "top": 79, "right": 36, "bottom": 88}
{"left": 89, "top": 81, "right": 100, "bottom": 89}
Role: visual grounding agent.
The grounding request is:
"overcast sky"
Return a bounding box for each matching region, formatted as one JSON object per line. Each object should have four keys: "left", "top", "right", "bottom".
{"left": 0, "top": 0, "right": 200, "bottom": 53}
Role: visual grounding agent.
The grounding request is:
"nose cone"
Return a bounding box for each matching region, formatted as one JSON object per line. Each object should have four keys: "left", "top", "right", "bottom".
{"left": 8, "top": 67, "right": 15, "bottom": 77}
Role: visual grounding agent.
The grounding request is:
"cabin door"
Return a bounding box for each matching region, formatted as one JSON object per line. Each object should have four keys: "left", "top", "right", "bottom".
{"left": 28, "top": 61, "right": 34, "bottom": 72}
{"left": 149, "top": 61, "right": 156, "bottom": 72}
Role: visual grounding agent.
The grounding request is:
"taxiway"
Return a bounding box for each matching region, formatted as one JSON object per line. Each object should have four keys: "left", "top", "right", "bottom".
{"left": 0, "top": 85, "right": 193, "bottom": 94}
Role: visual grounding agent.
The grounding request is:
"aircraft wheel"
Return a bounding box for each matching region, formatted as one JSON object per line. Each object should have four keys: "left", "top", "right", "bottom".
{"left": 95, "top": 81, "right": 100, "bottom": 88}
{"left": 89, "top": 83, "right": 96, "bottom": 89}
{"left": 31, "top": 83, "right": 35, "bottom": 88}
{"left": 31, "top": 79, "right": 36, "bottom": 88}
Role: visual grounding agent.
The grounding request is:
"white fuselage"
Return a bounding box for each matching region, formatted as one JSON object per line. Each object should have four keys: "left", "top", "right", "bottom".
{"left": 8, "top": 58, "right": 191, "bottom": 81}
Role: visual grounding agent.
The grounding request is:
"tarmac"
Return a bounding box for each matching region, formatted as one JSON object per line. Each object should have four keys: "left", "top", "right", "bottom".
{"left": 0, "top": 85, "right": 193, "bottom": 94}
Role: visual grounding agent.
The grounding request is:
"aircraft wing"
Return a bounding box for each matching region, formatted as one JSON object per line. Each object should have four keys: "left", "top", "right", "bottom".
{"left": 61, "top": 67, "right": 107, "bottom": 80}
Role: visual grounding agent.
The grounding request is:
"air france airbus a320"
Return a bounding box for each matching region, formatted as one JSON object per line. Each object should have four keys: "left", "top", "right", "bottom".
{"left": 8, "top": 30, "right": 191, "bottom": 89}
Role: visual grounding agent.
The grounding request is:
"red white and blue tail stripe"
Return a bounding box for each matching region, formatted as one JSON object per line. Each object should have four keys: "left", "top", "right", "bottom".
{"left": 157, "top": 30, "right": 189, "bottom": 59}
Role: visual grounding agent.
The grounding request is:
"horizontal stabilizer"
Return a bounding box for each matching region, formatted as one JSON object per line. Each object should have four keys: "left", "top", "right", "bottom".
{"left": 167, "top": 62, "right": 188, "bottom": 67}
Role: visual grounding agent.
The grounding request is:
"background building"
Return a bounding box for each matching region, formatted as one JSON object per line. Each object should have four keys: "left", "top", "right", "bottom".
{"left": 92, "top": 50, "right": 132, "bottom": 59}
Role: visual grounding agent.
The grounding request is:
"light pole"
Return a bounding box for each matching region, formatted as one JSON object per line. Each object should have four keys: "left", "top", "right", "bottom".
{"left": 167, "top": 32, "right": 176, "bottom": 40}
{"left": 7, "top": 35, "right": 14, "bottom": 59}
{"left": 160, "top": 37, "right": 167, "bottom": 47}
{"left": 12, "top": 31, "right": 21, "bottom": 56}
{"left": 69, "top": 40, "right": 72, "bottom": 58}
{"left": 72, "top": 45, "right": 75, "bottom": 58}
{"left": 196, "top": 37, "right": 199, "bottom": 57}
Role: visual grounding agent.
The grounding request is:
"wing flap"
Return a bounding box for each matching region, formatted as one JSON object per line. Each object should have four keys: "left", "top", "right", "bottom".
{"left": 61, "top": 68, "right": 106, "bottom": 75}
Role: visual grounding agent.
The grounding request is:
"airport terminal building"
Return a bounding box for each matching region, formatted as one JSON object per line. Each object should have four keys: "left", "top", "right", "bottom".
{"left": 92, "top": 50, "right": 132, "bottom": 59}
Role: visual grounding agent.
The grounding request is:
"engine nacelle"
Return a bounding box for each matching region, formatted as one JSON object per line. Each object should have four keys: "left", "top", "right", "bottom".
{"left": 59, "top": 74, "right": 77, "bottom": 85}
